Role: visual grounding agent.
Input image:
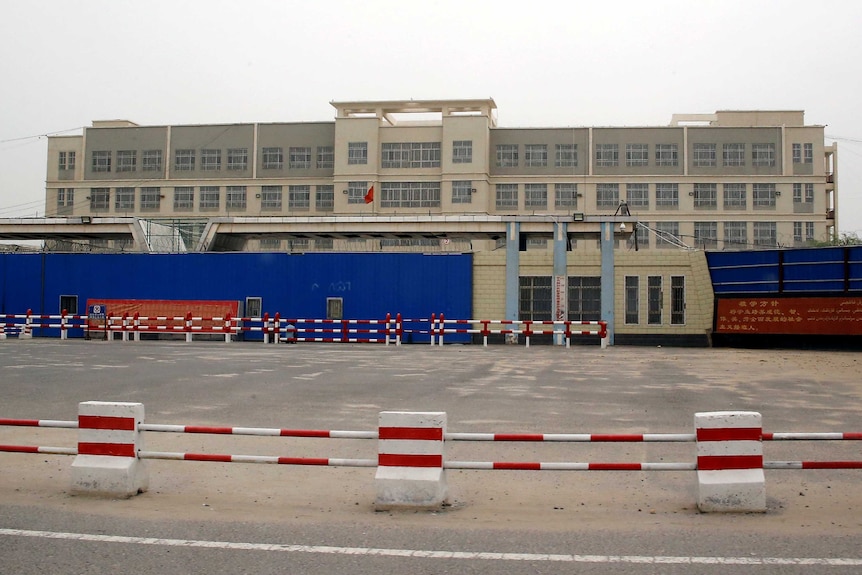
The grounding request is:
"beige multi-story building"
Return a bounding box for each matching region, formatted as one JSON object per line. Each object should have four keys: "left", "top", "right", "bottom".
{"left": 41, "top": 99, "right": 838, "bottom": 345}
{"left": 45, "top": 99, "right": 836, "bottom": 250}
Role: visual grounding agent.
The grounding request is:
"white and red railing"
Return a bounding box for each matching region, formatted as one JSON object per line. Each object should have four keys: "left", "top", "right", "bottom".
{"left": 430, "top": 313, "right": 608, "bottom": 347}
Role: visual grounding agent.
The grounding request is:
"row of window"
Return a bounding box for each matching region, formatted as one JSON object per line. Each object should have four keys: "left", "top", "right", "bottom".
{"left": 518, "top": 275, "right": 686, "bottom": 326}
{"left": 59, "top": 180, "right": 818, "bottom": 213}
{"left": 86, "top": 147, "right": 336, "bottom": 173}
{"left": 644, "top": 221, "right": 797, "bottom": 249}
{"left": 77, "top": 186, "right": 335, "bottom": 212}
{"left": 494, "top": 182, "right": 814, "bottom": 210}
{"left": 67, "top": 140, "right": 816, "bottom": 174}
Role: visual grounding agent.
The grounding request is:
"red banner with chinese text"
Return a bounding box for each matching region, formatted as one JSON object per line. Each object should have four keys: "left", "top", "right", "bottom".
{"left": 715, "top": 297, "right": 862, "bottom": 336}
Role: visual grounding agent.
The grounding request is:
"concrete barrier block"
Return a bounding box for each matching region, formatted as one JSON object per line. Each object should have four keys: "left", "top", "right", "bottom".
{"left": 695, "top": 411, "right": 765, "bottom": 513}
{"left": 375, "top": 411, "right": 448, "bottom": 510}
{"left": 71, "top": 401, "right": 149, "bottom": 498}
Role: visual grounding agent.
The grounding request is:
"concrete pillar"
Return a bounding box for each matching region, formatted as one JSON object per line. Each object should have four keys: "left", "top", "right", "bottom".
{"left": 71, "top": 401, "right": 149, "bottom": 498}
{"left": 504, "top": 222, "right": 520, "bottom": 326}
{"left": 695, "top": 411, "right": 766, "bottom": 512}
{"left": 553, "top": 221, "right": 568, "bottom": 346}
{"left": 600, "top": 221, "right": 616, "bottom": 344}
{"left": 375, "top": 411, "right": 448, "bottom": 510}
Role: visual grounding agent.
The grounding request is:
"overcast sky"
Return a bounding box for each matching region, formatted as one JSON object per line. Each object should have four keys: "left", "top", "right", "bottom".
{"left": 1, "top": 0, "right": 860, "bottom": 237}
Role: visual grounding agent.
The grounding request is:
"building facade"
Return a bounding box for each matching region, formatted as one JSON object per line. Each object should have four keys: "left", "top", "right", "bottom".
{"left": 41, "top": 99, "right": 838, "bottom": 345}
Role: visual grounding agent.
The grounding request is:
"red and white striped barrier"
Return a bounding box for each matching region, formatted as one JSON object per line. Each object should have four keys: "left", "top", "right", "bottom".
{"left": 375, "top": 411, "right": 448, "bottom": 510}
{"left": 4, "top": 408, "right": 862, "bottom": 511}
{"left": 1, "top": 310, "right": 87, "bottom": 340}
{"left": 695, "top": 411, "right": 765, "bottom": 512}
{"left": 431, "top": 315, "right": 609, "bottom": 348}
{"left": 70, "top": 401, "right": 149, "bottom": 498}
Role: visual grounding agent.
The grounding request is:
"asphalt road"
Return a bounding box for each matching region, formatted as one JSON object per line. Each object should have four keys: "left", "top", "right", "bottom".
{"left": 1, "top": 339, "right": 861, "bottom": 574}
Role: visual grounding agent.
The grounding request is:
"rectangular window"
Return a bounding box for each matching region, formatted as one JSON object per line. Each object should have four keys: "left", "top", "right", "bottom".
{"left": 58, "top": 151, "right": 76, "bottom": 171}
{"left": 692, "top": 143, "right": 716, "bottom": 167}
{"left": 315, "top": 185, "right": 334, "bottom": 211}
{"left": 625, "top": 276, "right": 639, "bottom": 324}
{"left": 793, "top": 183, "right": 802, "bottom": 203}
{"left": 289, "top": 146, "right": 312, "bottom": 169}
{"left": 724, "top": 221, "right": 748, "bottom": 249}
{"left": 346, "top": 181, "right": 368, "bottom": 204}
{"left": 175, "top": 149, "right": 195, "bottom": 171}
{"left": 524, "top": 144, "right": 548, "bottom": 167}
{"left": 596, "top": 183, "right": 619, "bottom": 208}
{"left": 568, "top": 276, "right": 601, "bottom": 322}
{"left": 142, "top": 149, "right": 162, "bottom": 172}
{"left": 655, "top": 222, "right": 679, "bottom": 249}
{"left": 655, "top": 183, "right": 679, "bottom": 208}
{"left": 226, "top": 186, "right": 247, "bottom": 210}
{"left": 752, "top": 183, "right": 776, "bottom": 208}
{"left": 199, "top": 186, "right": 220, "bottom": 210}
{"left": 347, "top": 142, "right": 368, "bottom": 165}
{"left": 327, "top": 297, "right": 343, "bottom": 320}
{"left": 245, "top": 297, "right": 262, "bottom": 319}
{"left": 116, "top": 150, "right": 137, "bottom": 172}
{"left": 793, "top": 221, "right": 803, "bottom": 242}
{"left": 174, "top": 187, "right": 194, "bottom": 210}
{"left": 694, "top": 222, "right": 717, "bottom": 249}
{"left": 554, "top": 183, "right": 578, "bottom": 208}
{"left": 626, "top": 144, "right": 649, "bottom": 167}
{"left": 452, "top": 180, "right": 473, "bottom": 204}
{"left": 722, "top": 143, "right": 745, "bottom": 167}
{"left": 496, "top": 144, "right": 518, "bottom": 167}
{"left": 655, "top": 144, "right": 678, "bottom": 167}
{"left": 723, "top": 183, "right": 747, "bottom": 209}
{"left": 670, "top": 276, "right": 685, "bottom": 325}
{"left": 92, "top": 151, "right": 111, "bottom": 172}
{"left": 227, "top": 148, "right": 248, "bottom": 171}
{"left": 805, "top": 222, "right": 815, "bottom": 240}
{"left": 635, "top": 222, "right": 649, "bottom": 249}
{"left": 555, "top": 144, "right": 578, "bottom": 167}
{"left": 519, "top": 276, "right": 552, "bottom": 321}
{"left": 60, "top": 295, "right": 78, "bottom": 316}
{"left": 381, "top": 142, "right": 441, "bottom": 168}
{"left": 262, "top": 147, "right": 284, "bottom": 169}
{"left": 753, "top": 221, "right": 777, "bottom": 246}
{"left": 595, "top": 144, "right": 619, "bottom": 167}
{"left": 90, "top": 188, "right": 110, "bottom": 211}
{"left": 140, "top": 187, "right": 161, "bottom": 210}
{"left": 752, "top": 143, "right": 776, "bottom": 167}
{"left": 200, "top": 149, "right": 221, "bottom": 171}
{"left": 261, "top": 185, "right": 282, "bottom": 210}
{"left": 316, "top": 146, "right": 334, "bottom": 169}
{"left": 57, "top": 188, "right": 75, "bottom": 209}
{"left": 259, "top": 238, "right": 281, "bottom": 251}
{"left": 792, "top": 143, "right": 802, "bottom": 164}
{"left": 524, "top": 183, "right": 547, "bottom": 209}
{"left": 452, "top": 140, "right": 472, "bottom": 164}
{"left": 495, "top": 183, "right": 518, "bottom": 209}
{"left": 693, "top": 183, "right": 717, "bottom": 208}
{"left": 288, "top": 185, "right": 311, "bottom": 210}
{"left": 316, "top": 238, "right": 334, "bottom": 250}
{"left": 626, "top": 183, "right": 649, "bottom": 208}
{"left": 648, "top": 276, "right": 662, "bottom": 324}
{"left": 803, "top": 143, "right": 813, "bottom": 164}
{"left": 805, "top": 183, "right": 814, "bottom": 202}
{"left": 380, "top": 182, "right": 441, "bottom": 208}
{"left": 115, "top": 187, "right": 135, "bottom": 211}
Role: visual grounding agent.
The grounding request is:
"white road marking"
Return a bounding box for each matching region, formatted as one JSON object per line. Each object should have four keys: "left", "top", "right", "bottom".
{"left": 1, "top": 528, "right": 860, "bottom": 566}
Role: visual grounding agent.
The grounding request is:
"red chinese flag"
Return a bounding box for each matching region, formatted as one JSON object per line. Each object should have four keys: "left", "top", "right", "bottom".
{"left": 364, "top": 185, "right": 374, "bottom": 204}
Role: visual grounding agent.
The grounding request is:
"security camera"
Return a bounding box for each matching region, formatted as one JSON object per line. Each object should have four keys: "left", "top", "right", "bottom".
{"left": 619, "top": 222, "right": 627, "bottom": 232}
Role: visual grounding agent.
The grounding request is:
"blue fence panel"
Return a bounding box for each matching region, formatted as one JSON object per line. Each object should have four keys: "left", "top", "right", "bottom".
{"left": 0, "top": 252, "right": 472, "bottom": 341}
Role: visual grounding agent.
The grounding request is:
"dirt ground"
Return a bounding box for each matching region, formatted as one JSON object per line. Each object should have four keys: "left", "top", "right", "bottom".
{"left": 1, "top": 344, "right": 861, "bottom": 538}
